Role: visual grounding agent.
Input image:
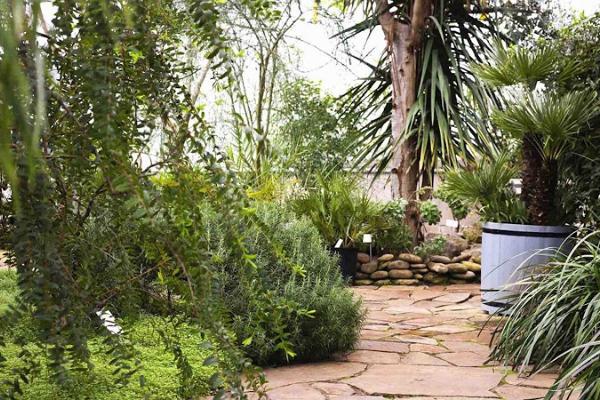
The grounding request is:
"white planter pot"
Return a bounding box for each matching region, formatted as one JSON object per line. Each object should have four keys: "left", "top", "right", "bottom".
{"left": 481, "top": 222, "right": 573, "bottom": 314}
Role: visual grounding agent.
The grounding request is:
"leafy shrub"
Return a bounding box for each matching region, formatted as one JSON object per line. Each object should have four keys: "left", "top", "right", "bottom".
{"left": 210, "top": 203, "right": 364, "bottom": 365}
{"left": 374, "top": 199, "right": 412, "bottom": 253}
{"left": 419, "top": 200, "right": 442, "bottom": 225}
{"left": 0, "top": 269, "right": 17, "bottom": 315}
{"left": 490, "top": 231, "right": 600, "bottom": 399}
{"left": 435, "top": 187, "right": 469, "bottom": 222}
{"left": 414, "top": 236, "right": 447, "bottom": 260}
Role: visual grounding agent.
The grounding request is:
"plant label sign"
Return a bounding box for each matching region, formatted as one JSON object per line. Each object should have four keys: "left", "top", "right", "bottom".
{"left": 446, "top": 219, "right": 459, "bottom": 228}
{"left": 334, "top": 239, "right": 343, "bottom": 249}
{"left": 362, "top": 234, "right": 372, "bottom": 244}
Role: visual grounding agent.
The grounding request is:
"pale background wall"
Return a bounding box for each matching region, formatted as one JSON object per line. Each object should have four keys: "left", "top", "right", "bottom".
{"left": 362, "top": 171, "right": 480, "bottom": 235}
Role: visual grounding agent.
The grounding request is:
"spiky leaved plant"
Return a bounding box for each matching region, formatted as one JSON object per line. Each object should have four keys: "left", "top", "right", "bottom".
{"left": 490, "top": 231, "right": 600, "bottom": 399}
{"left": 473, "top": 44, "right": 599, "bottom": 225}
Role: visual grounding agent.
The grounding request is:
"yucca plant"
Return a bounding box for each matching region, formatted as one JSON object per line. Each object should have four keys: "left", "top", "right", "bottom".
{"left": 336, "top": 0, "right": 506, "bottom": 242}
{"left": 473, "top": 43, "right": 600, "bottom": 225}
{"left": 490, "top": 231, "right": 600, "bottom": 399}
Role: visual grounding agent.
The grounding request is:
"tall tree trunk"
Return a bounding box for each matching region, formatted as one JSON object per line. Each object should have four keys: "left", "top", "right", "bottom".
{"left": 376, "top": 0, "right": 431, "bottom": 243}
{"left": 521, "top": 133, "right": 557, "bottom": 225}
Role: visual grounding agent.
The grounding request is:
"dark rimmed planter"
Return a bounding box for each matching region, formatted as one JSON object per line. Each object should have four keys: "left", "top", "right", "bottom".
{"left": 481, "top": 222, "right": 574, "bottom": 314}
{"left": 329, "top": 247, "right": 358, "bottom": 281}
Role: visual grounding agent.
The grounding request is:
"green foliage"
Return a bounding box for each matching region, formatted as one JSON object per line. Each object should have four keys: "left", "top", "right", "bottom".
{"left": 435, "top": 187, "right": 469, "bottom": 221}
{"left": 419, "top": 201, "right": 442, "bottom": 226}
{"left": 413, "top": 236, "right": 447, "bottom": 260}
{"left": 441, "top": 153, "right": 527, "bottom": 223}
{"left": 273, "top": 79, "right": 359, "bottom": 179}
{"left": 0, "top": 312, "right": 216, "bottom": 399}
{"left": 292, "top": 173, "right": 384, "bottom": 248}
{"left": 490, "top": 231, "right": 600, "bottom": 399}
{"left": 555, "top": 13, "right": 600, "bottom": 228}
{"left": 374, "top": 199, "right": 412, "bottom": 253}
{"left": 473, "top": 42, "right": 600, "bottom": 225}
{"left": 382, "top": 198, "right": 408, "bottom": 220}
{"left": 491, "top": 91, "right": 599, "bottom": 161}
{"left": 0, "top": 269, "right": 17, "bottom": 315}
{"left": 471, "top": 44, "right": 566, "bottom": 88}
{"left": 210, "top": 203, "right": 364, "bottom": 365}
{"left": 0, "top": 0, "right": 289, "bottom": 396}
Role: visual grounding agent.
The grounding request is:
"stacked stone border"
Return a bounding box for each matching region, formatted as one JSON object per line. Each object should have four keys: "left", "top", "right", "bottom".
{"left": 354, "top": 245, "right": 481, "bottom": 286}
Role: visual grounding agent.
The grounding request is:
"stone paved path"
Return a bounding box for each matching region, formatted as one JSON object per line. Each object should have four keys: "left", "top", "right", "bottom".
{"left": 261, "top": 284, "right": 566, "bottom": 400}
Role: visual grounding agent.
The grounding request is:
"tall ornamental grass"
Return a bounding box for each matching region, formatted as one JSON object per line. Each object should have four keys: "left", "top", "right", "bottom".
{"left": 490, "top": 231, "right": 600, "bottom": 399}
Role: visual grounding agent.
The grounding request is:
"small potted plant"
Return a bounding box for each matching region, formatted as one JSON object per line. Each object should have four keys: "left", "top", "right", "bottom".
{"left": 443, "top": 43, "right": 599, "bottom": 312}
{"left": 293, "top": 173, "right": 383, "bottom": 279}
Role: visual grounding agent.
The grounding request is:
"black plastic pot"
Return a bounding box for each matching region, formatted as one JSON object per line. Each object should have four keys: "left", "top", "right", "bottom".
{"left": 329, "top": 247, "right": 358, "bottom": 280}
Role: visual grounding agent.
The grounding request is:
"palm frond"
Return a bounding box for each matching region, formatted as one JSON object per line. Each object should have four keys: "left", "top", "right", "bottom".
{"left": 472, "top": 43, "right": 562, "bottom": 88}
{"left": 440, "top": 152, "right": 526, "bottom": 223}
{"left": 492, "top": 90, "right": 599, "bottom": 160}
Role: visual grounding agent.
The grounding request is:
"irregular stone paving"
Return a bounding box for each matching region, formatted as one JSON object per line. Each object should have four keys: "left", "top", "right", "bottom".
{"left": 260, "top": 284, "right": 573, "bottom": 400}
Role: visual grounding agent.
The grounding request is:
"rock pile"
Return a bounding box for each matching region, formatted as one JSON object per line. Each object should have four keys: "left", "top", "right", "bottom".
{"left": 354, "top": 246, "right": 481, "bottom": 286}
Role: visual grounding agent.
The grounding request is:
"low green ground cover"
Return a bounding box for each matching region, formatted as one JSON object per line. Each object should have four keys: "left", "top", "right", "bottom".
{"left": 0, "top": 270, "right": 215, "bottom": 399}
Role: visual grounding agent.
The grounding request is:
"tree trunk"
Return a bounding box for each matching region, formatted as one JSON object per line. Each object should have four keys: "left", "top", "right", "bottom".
{"left": 521, "top": 133, "right": 557, "bottom": 225}
{"left": 376, "top": 0, "right": 431, "bottom": 243}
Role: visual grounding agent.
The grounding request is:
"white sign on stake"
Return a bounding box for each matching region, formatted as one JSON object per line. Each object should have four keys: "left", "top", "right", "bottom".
{"left": 363, "top": 234, "right": 372, "bottom": 244}
{"left": 334, "top": 239, "right": 343, "bottom": 249}
{"left": 446, "top": 219, "right": 459, "bottom": 228}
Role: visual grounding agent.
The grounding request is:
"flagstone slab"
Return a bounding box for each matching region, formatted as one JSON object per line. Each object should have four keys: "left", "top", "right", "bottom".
{"left": 437, "top": 351, "right": 491, "bottom": 367}
{"left": 328, "top": 396, "right": 386, "bottom": 400}
{"left": 355, "top": 339, "right": 409, "bottom": 353}
{"left": 263, "top": 362, "right": 366, "bottom": 389}
{"left": 409, "top": 343, "right": 448, "bottom": 354}
{"left": 385, "top": 298, "right": 417, "bottom": 307}
{"left": 267, "top": 383, "right": 325, "bottom": 400}
{"left": 433, "top": 304, "right": 479, "bottom": 313}
{"left": 413, "top": 300, "right": 455, "bottom": 309}
{"left": 404, "top": 398, "right": 497, "bottom": 400}
{"left": 409, "top": 288, "right": 447, "bottom": 302}
{"left": 365, "top": 310, "right": 412, "bottom": 322}
{"left": 360, "top": 330, "right": 394, "bottom": 340}
{"left": 310, "top": 382, "right": 356, "bottom": 396}
{"left": 344, "top": 350, "right": 402, "bottom": 364}
{"left": 435, "top": 292, "right": 471, "bottom": 304}
{"left": 402, "top": 397, "right": 496, "bottom": 400}
{"left": 504, "top": 373, "right": 559, "bottom": 389}
{"left": 401, "top": 352, "right": 450, "bottom": 366}
{"left": 441, "top": 340, "right": 491, "bottom": 356}
{"left": 355, "top": 288, "right": 411, "bottom": 302}
{"left": 342, "top": 364, "right": 503, "bottom": 397}
{"left": 435, "top": 330, "right": 495, "bottom": 345}
{"left": 384, "top": 304, "right": 432, "bottom": 315}
{"left": 493, "top": 384, "right": 558, "bottom": 400}
{"left": 401, "top": 315, "right": 456, "bottom": 327}
{"left": 444, "top": 284, "right": 481, "bottom": 294}
{"left": 419, "top": 324, "right": 477, "bottom": 334}
{"left": 363, "top": 323, "right": 390, "bottom": 331}
{"left": 392, "top": 334, "right": 438, "bottom": 346}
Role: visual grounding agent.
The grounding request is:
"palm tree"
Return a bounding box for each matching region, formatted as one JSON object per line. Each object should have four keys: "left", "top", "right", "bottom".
{"left": 340, "top": 0, "right": 506, "bottom": 242}
{"left": 473, "top": 43, "right": 599, "bottom": 225}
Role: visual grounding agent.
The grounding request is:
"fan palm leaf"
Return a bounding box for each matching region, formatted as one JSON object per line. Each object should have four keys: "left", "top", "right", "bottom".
{"left": 440, "top": 152, "right": 527, "bottom": 223}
